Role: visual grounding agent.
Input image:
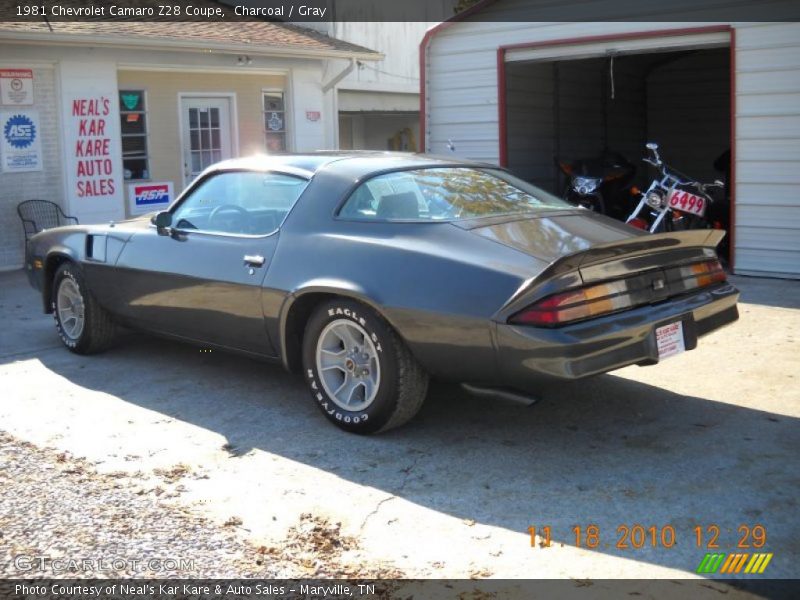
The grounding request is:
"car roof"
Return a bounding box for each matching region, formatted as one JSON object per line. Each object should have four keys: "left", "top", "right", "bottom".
{"left": 209, "top": 152, "right": 498, "bottom": 180}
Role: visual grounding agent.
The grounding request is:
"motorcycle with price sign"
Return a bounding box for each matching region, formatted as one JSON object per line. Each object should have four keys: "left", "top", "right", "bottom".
{"left": 626, "top": 143, "right": 725, "bottom": 233}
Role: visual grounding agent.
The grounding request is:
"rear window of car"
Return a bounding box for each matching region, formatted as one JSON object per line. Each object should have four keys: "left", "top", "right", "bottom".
{"left": 338, "top": 167, "right": 571, "bottom": 221}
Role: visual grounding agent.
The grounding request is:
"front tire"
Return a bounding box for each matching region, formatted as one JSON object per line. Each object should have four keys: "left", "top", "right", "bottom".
{"left": 302, "top": 299, "right": 429, "bottom": 434}
{"left": 52, "top": 263, "right": 115, "bottom": 354}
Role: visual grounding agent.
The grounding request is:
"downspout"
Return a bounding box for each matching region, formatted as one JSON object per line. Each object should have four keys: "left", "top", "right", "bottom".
{"left": 322, "top": 58, "right": 355, "bottom": 150}
{"left": 322, "top": 57, "right": 356, "bottom": 93}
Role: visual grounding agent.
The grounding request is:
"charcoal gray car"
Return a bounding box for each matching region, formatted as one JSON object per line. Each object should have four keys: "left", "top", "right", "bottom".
{"left": 25, "top": 152, "right": 739, "bottom": 433}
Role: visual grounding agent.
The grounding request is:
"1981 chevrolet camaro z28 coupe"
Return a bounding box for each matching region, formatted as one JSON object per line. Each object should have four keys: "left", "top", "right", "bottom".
{"left": 25, "top": 152, "right": 739, "bottom": 433}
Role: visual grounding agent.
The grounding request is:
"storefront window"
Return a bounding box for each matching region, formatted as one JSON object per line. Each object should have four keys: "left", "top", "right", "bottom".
{"left": 119, "top": 90, "right": 149, "bottom": 180}
{"left": 263, "top": 91, "right": 286, "bottom": 152}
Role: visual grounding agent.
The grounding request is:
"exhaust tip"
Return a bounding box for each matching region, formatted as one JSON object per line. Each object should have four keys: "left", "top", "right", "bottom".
{"left": 461, "top": 384, "right": 539, "bottom": 407}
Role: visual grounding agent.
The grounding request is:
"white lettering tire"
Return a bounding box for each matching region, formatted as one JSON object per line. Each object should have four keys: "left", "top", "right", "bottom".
{"left": 302, "top": 299, "right": 429, "bottom": 434}
{"left": 52, "top": 263, "right": 116, "bottom": 354}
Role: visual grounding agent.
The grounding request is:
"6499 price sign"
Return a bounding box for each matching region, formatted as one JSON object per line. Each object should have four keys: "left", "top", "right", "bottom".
{"left": 668, "top": 189, "right": 707, "bottom": 217}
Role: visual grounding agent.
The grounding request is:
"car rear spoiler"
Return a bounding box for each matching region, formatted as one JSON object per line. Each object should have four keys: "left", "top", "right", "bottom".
{"left": 544, "top": 229, "right": 725, "bottom": 280}
{"left": 498, "top": 229, "right": 726, "bottom": 317}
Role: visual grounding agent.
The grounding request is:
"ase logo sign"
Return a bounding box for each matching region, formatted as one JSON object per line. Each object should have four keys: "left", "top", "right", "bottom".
{"left": 1, "top": 110, "right": 41, "bottom": 172}
{"left": 3, "top": 114, "right": 36, "bottom": 149}
{"left": 128, "top": 182, "right": 173, "bottom": 215}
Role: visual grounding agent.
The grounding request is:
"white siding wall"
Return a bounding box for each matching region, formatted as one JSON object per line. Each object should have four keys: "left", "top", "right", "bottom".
{"left": 734, "top": 23, "right": 800, "bottom": 278}
{"left": 328, "top": 22, "right": 427, "bottom": 95}
{"left": 0, "top": 65, "right": 63, "bottom": 270}
{"left": 425, "top": 17, "right": 800, "bottom": 277}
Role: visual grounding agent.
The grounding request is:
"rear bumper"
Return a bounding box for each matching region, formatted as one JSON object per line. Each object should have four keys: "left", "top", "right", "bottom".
{"left": 495, "top": 282, "right": 739, "bottom": 386}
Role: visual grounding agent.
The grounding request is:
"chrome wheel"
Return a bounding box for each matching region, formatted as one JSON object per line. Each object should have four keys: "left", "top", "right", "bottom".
{"left": 56, "top": 278, "right": 85, "bottom": 340}
{"left": 315, "top": 319, "right": 381, "bottom": 412}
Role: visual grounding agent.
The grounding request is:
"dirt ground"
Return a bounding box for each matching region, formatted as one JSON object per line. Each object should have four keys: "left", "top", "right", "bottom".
{"left": 1, "top": 269, "right": 798, "bottom": 588}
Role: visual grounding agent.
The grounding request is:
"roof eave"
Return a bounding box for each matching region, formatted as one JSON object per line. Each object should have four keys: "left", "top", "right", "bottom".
{"left": 0, "top": 31, "right": 384, "bottom": 61}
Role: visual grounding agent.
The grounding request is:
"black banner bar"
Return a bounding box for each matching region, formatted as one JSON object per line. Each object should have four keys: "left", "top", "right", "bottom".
{"left": 0, "top": 0, "right": 799, "bottom": 23}
{"left": 2, "top": 579, "right": 800, "bottom": 600}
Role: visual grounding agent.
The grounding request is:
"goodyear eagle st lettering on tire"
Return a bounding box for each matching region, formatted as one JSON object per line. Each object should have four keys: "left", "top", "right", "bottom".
{"left": 302, "top": 299, "right": 428, "bottom": 434}
{"left": 52, "top": 263, "right": 116, "bottom": 354}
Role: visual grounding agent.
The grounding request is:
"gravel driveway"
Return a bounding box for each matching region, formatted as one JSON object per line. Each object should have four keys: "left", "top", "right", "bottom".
{"left": 1, "top": 269, "right": 799, "bottom": 582}
{"left": 0, "top": 430, "right": 402, "bottom": 579}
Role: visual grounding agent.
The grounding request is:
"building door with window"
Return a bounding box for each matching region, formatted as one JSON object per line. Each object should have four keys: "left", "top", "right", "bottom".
{"left": 180, "top": 97, "right": 233, "bottom": 188}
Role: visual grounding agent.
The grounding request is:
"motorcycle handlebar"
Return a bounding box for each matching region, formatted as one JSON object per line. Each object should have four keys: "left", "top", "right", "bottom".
{"left": 643, "top": 157, "right": 705, "bottom": 187}
{"left": 643, "top": 157, "right": 723, "bottom": 198}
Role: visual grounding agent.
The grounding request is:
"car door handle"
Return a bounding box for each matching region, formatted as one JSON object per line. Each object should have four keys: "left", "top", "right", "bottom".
{"left": 244, "top": 254, "right": 265, "bottom": 267}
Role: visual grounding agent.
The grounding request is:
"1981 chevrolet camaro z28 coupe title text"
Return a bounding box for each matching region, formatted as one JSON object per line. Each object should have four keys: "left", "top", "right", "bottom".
{"left": 25, "top": 153, "right": 739, "bottom": 433}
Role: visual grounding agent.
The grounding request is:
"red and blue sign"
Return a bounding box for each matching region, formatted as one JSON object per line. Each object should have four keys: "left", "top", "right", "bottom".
{"left": 127, "top": 182, "right": 173, "bottom": 215}
{"left": 134, "top": 184, "right": 170, "bottom": 205}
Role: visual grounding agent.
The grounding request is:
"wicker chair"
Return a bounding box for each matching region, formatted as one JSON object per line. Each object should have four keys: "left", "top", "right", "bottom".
{"left": 17, "top": 199, "right": 78, "bottom": 242}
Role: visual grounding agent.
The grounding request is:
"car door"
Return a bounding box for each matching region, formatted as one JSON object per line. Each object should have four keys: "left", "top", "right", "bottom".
{"left": 112, "top": 170, "right": 309, "bottom": 355}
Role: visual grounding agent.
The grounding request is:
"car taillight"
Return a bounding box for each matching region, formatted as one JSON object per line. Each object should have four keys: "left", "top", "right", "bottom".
{"left": 682, "top": 258, "right": 727, "bottom": 289}
{"left": 509, "top": 259, "right": 726, "bottom": 327}
{"left": 509, "top": 280, "right": 633, "bottom": 326}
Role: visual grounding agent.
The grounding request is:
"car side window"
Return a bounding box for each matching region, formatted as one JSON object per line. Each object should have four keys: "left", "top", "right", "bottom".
{"left": 339, "top": 168, "right": 570, "bottom": 221}
{"left": 171, "top": 171, "right": 309, "bottom": 235}
{"left": 339, "top": 172, "right": 425, "bottom": 220}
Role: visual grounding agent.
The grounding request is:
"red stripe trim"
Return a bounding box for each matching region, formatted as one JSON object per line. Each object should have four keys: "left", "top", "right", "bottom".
{"left": 729, "top": 27, "right": 737, "bottom": 270}
{"left": 497, "top": 47, "right": 508, "bottom": 166}
{"left": 498, "top": 25, "right": 732, "bottom": 53}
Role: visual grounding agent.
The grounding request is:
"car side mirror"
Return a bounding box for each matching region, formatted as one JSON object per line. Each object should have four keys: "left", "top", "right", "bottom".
{"left": 153, "top": 211, "right": 172, "bottom": 235}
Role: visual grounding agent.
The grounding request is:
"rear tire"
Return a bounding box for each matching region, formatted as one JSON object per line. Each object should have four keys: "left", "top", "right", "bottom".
{"left": 52, "top": 263, "right": 115, "bottom": 354}
{"left": 301, "top": 299, "right": 428, "bottom": 434}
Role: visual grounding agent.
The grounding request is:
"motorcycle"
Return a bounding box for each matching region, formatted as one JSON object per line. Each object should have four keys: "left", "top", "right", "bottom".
{"left": 626, "top": 143, "right": 724, "bottom": 233}
{"left": 557, "top": 151, "right": 636, "bottom": 218}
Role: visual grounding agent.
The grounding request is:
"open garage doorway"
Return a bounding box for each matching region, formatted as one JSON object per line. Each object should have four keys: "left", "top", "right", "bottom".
{"left": 339, "top": 112, "right": 420, "bottom": 151}
{"left": 502, "top": 36, "right": 732, "bottom": 259}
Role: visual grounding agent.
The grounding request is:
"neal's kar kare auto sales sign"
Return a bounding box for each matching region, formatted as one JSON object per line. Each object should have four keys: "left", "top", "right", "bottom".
{"left": 1, "top": 110, "right": 42, "bottom": 172}
{"left": 128, "top": 182, "right": 173, "bottom": 215}
{"left": 68, "top": 96, "right": 117, "bottom": 198}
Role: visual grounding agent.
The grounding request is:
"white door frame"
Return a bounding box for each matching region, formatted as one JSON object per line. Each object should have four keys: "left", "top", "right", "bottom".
{"left": 177, "top": 92, "right": 239, "bottom": 188}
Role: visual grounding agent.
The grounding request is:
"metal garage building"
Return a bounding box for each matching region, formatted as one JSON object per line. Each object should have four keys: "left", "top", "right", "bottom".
{"left": 421, "top": 1, "right": 800, "bottom": 278}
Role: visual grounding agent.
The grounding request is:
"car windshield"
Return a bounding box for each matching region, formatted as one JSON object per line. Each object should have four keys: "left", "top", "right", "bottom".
{"left": 339, "top": 167, "right": 571, "bottom": 221}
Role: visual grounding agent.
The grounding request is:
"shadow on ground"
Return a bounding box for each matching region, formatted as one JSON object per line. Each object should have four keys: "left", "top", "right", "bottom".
{"left": 2, "top": 269, "right": 799, "bottom": 578}
{"left": 30, "top": 330, "right": 800, "bottom": 577}
{"left": 729, "top": 274, "right": 800, "bottom": 310}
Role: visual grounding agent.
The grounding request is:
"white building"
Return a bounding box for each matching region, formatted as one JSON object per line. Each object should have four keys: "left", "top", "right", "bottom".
{"left": 0, "top": 20, "right": 380, "bottom": 270}
{"left": 421, "top": 2, "right": 800, "bottom": 278}
{"left": 299, "top": 5, "right": 451, "bottom": 151}
{"left": 327, "top": 21, "right": 426, "bottom": 151}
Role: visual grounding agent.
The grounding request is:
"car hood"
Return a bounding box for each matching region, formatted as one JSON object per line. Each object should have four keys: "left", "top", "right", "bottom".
{"left": 457, "top": 210, "right": 643, "bottom": 264}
